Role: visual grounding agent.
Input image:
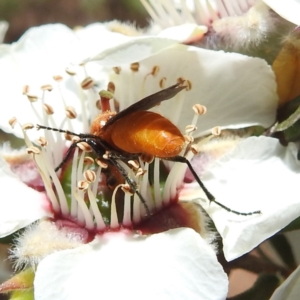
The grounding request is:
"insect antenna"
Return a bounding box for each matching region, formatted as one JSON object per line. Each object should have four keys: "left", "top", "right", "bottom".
{"left": 167, "top": 156, "right": 261, "bottom": 216}
{"left": 37, "top": 124, "right": 81, "bottom": 138}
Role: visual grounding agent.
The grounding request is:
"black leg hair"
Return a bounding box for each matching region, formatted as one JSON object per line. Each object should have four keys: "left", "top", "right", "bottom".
{"left": 166, "top": 156, "right": 261, "bottom": 216}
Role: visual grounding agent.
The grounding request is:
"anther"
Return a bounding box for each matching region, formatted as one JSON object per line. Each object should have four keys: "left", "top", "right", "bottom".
{"left": 191, "top": 144, "right": 200, "bottom": 155}
{"left": 78, "top": 180, "right": 89, "bottom": 191}
{"left": 107, "top": 81, "right": 115, "bottom": 93}
{"left": 177, "top": 78, "right": 190, "bottom": 90}
{"left": 77, "top": 142, "right": 92, "bottom": 152}
{"left": 212, "top": 126, "right": 221, "bottom": 136}
{"left": 26, "top": 146, "right": 40, "bottom": 155}
{"left": 136, "top": 168, "right": 146, "bottom": 177}
{"left": 121, "top": 184, "right": 134, "bottom": 195}
{"left": 65, "top": 106, "right": 77, "bottom": 119}
{"left": 184, "top": 135, "right": 194, "bottom": 144}
{"left": 37, "top": 137, "right": 48, "bottom": 147}
{"left": 26, "top": 94, "right": 38, "bottom": 102}
{"left": 193, "top": 104, "right": 207, "bottom": 115}
{"left": 22, "top": 123, "right": 34, "bottom": 130}
{"left": 130, "top": 62, "right": 139, "bottom": 72}
{"left": 65, "top": 68, "right": 76, "bottom": 76}
{"left": 113, "top": 67, "right": 121, "bottom": 74}
{"left": 151, "top": 65, "right": 160, "bottom": 76}
{"left": 81, "top": 77, "right": 94, "bottom": 90}
{"left": 95, "top": 158, "right": 108, "bottom": 168}
{"left": 53, "top": 75, "right": 63, "bottom": 82}
{"left": 84, "top": 156, "right": 94, "bottom": 165}
{"left": 43, "top": 104, "right": 54, "bottom": 115}
{"left": 41, "top": 84, "right": 53, "bottom": 92}
{"left": 22, "top": 85, "right": 30, "bottom": 95}
{"left": 8, "top": 117, "right": 17, "bottom": 128}
{"left": 185, "top": 124, "right": 197, "bottom": 133}
{"left": 128, "top": 160, "right": 140, "bottom": 170}
{"left": 83, "top": 170, "right": 96, "bottom": 183}
{"left": 185, "top": 80, "right": 192, "bottom": 91}
{"left": 159, "top": 77, "right": 166, "bottom": 89}
{"left": 72, "top": 136, "right": 80, "bottom": 143}
{"left": 65, "top": 133, "right": 73, "bottom": 141}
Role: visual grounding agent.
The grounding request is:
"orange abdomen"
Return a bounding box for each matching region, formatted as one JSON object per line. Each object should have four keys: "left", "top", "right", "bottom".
{"left": 103, "top": 111, "right": 185, "bottom": 157}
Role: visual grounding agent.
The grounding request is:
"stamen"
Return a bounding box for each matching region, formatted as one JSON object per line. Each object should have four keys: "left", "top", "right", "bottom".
{"left": 65, "top": 67, "right": 76, "bottom": 76}
{"left": 8, "top": 117, "right": 17, "bottom": 128}
{"left": 70, "top": 148, "right": 79, "bottom": 217}
{"left": 78, "top": 180, "right": 89, "bottom": 191}
{"left": 191, "top": 144, "right": 200, "bottom": 155}
{"left": 96, "top": 158, "right": 108, "bottom": 169}
{"left": 37, "top": 137, "right": 48, "bottom": 147}
{"left": 130, "top": 62, "right": 140, "bottom": 72}
{"left": 53, "top": 75, "right": 63, "bottom": 82}
{"left": 128, "top": 160, "right": 140, "bottom": 170}
{"left": 107, "top": 81, "right": 115, "bottom": 93}
{"left": 153, "top": 157, "right": 162, "bottom": 209}
{"left": 193, "top": 104, "right": 207, "bottom": 115}
{"left": 41, "top": 84, "right": 53, "bottom": 92}
{"left": 22, "top": 123, "right": 34, "bottom": 130}
{"left": 84, "top": 156, "right": 94, "bottom": 165}
{"left": 83, "top": 170, "right": 96, "bottom": 183}
{"left": 22, "top": 85, "right": 29, "bottom": 95}
{"left": 73, "top": 191, "right": 94, "bottom": 230}
{"left": 110, "top": 185, "right": 122, "bottom": 229}
{"left": 159, "top": 77, "right": 166, "bottom": 89}
{"left": 43, "top": 104, "right": 54, "bottom": 115}
{"left": 26, "top": 146, "right": 40, "bottom": 155}
{"left": 121, "top": 184, "right": 134, "bottom": 195}
{"left": 81, "top": 77, "right": 95, "bottom": 90}
{"left": 151, "top": 66, "right": 160, "bottom": 76}
{"left": 26, "top": 94, "right": 38, "bottom": 102}
{"left": 211, "top": 126, "right": 222, "bottom": 136}
{"left": 136, "top": 168, "right": 146, "bottom": 177}
{"left": 184, "top": 135, "right": 194, "bottom": 144}
{"left": 87, "top": 187, "right": 106, "bottom": 230}
{"left": 77, "top": 142, "right": 92, "bottom": 152}
{"left": 185, "top": 125, "right": 197, "bottom": 134}
{"left": 65, "top": 106, "right": 77, "bottom": 119}
{"left": 113, "top": 67, "right": 121, "bottom": 74}
{"left": 184, "top": 80, "right": 192, "bottom": 91}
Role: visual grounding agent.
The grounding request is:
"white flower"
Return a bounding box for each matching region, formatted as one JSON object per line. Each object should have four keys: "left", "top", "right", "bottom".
{"left": 0, "top": 19, "right": 295, "bottom": 300}
{"left": 142, "top": 0, "right": 295, "bottom": 53}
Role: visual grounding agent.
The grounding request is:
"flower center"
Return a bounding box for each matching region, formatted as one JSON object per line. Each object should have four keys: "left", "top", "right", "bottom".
{"left": 12, "top": 61, "right": 211, "bottom": 236}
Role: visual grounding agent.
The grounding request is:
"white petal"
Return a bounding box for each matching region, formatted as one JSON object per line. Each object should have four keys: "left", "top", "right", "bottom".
{"left": 0, "top": 156, "right": 51, "bottom": 237}
{"left": 263, "top": 0, "right": 300, "bottom": 25}
{"left": 187, "top": 136, "right": 300, "bottom": 260}
{"left": 270, "top": 265, "right": 300, "bottom": 300}
{"left": 113, "top": 45, "right": 277, "bottom": 137}
{"left": 34, "top": 228, "right": 228, "bottom": 300}
{"left": 83, "top": 36, "right": 180, "bottom": 65}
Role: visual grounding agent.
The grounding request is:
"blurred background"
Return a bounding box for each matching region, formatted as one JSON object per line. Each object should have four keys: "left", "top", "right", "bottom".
{"left": 0, "top": 0, "right": 149, "bottom": 43}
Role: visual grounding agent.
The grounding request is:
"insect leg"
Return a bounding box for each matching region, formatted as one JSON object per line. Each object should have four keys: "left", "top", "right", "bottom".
{"left": 166, "top": 156, "right": 261, "bottom": 216}
{"left": 108, "top": 158, "right": 151, "bottom": 216}
{"left": 84, "top": 140, "right": 151, "bottom": 216}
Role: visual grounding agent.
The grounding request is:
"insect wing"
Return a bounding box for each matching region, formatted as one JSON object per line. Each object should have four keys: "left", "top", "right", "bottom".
{"left": 102, "top": 83, "right": 185, "bottom": 129}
